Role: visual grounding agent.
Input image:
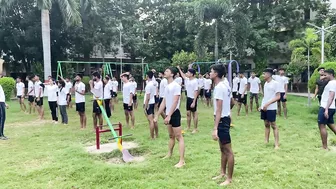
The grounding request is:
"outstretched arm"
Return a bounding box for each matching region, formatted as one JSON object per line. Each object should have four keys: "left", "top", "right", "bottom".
{"left": 177, "top": 66, "right": 187, "bottom": 79}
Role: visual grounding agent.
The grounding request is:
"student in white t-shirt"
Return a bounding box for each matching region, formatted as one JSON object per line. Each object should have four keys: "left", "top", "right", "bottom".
{"left": 248, "top": 71, "right": 262, "bottom": 112}
{"left": 103, "top": 76, "right": 113, "bottom": 118}
{"left": 198, "top": 73, "right": 205, "bottom": 103}
{"left": 174, "top": 73, "right": 183, "bottom": 100}
{"left": 26, "top": 75, "right": 36, "bottom": 114}
{"left": 45, "top": 78, "right": 59, "bottom": 123}
{"left": 0, "top": 84, "right": 9, "bottom": 140}
{"left": 74, "top": 74, "right": 87, "bottom": 129}
{"left": 158, "top": 71, "right": 168, "bottom": 119}
{"left": 34, "top": 75, "right": 44, "bottom": 120}
{"left": 130, "top": 77, "right": 138, "bottom": 110}
{"left": 204, "top": 73, "right": 213, "bottom": 107}
{"left": 177, "top": 66, "right": 199, "bottom": 133}
{"left": 90, "top": 72, "right": 104, "bottom": 130}
{"left": 111, "top": 77, "right": 119, "bottom": 107}
{"left": 260, "top": 69, "right": 281, "bottom": 149}
{"left": 272, "top": 68, "right": 289, "bottom": 118}
{"left": 144, "top": 71, "right": 159, "bottom": 139}
{"left": 58, "top": 80, "right": 69, "bottom": 125}
{"left": 58, "top": 75, "right": 73, "bottom": 109}
{"left": 232, "top": 73, "right": 240, "bottom": 102}
{"left": 237, "top": 71, "right": 248, "bottom": 116}
{"left": 210, "top": 64, "right": 234, "bottom": 187}
{"left": 16, "top": 77, "right": 26, "bottom": 112}
{"left": 121, "top": 73, "right": 135, "bottom": 129}
{"left": 317, "top": 69, "right": 336, "bottom": 150}
{"left": 154, "top": 67, "right": 185, "bottom": 168}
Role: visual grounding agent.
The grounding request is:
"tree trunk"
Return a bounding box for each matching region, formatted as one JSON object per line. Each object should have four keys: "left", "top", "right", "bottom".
{"left": 41, "top": 9, "right": 51, "bottom": 80}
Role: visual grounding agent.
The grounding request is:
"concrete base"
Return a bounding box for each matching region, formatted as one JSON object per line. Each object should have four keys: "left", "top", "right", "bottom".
{"left": 86, "top": 142, "right": 138, "bottom": 154}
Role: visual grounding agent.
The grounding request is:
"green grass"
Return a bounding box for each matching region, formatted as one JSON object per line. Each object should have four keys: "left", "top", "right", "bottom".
{"left": 1, "top": 95, "right": 336, "bottom": 189}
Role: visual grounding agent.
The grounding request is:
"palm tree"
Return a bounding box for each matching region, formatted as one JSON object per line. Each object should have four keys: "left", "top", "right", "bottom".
{"left": 1, "top": 0, "right": 81, "bottom": 80}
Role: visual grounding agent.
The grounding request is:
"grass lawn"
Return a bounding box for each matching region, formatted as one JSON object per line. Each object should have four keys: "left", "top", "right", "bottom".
{"left": 1, "top": 94, "right": 336, "bottom": 189}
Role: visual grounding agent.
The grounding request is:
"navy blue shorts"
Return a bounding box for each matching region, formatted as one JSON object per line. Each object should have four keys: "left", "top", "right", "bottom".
{"left": 123, "top": 103, "right": 133, "bottom": 112}
{"left": 217, "top": 117, "right": 231, "bottom": 145}
{"left": 168, "top": 109, "right": 181, "bottom": 127}
{"left": 155, "top": 96, "right": 160, "bottom": 104}
{"left": 238, "top": 93, "right": 247, "bottom": 105}
{"left": 261, "top": 110, "right": 277, "bottom": 122}
{"left": 205, "top": 90, "right": 211, "bottom": 98}
{"left": 145, "top": 104, "right": 155, "bottom": 115}
{"left": 186, "top": 97, "right": 197, "bottom": 112}
{"left": 318, "top": 107, "right": 335, "bottom": 125}
{"left": 278, "top": 92, "right": 287, "bottom": 102}
{"left": 158, "top": 97, "right": 164, "bottom": 108}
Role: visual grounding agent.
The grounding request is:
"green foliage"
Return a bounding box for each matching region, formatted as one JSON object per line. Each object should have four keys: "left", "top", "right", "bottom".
{"left": 81, "top": 76, "right": 90, "bottom": 92}
{"left": 149, "top": 59, "right": 171, "bottom": 73}
{"left": 171, "top": 50, "right": 197, "bottom": 69}
{"left": 0, "top": 77, "right": 16, "bottom": 100}
{"left": 308, "top": 62, "right": 336, "bottom": 91}
{"left": 32, "top": 62, "right": 44, "bottom": 78}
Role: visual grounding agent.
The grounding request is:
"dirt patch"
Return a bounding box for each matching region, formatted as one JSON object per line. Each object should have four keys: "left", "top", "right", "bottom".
{"left": 106, "top": 156, "right": 145, "bottom": 164}
{"left": 86, "top": 141, "right": 139, "bottom": 154}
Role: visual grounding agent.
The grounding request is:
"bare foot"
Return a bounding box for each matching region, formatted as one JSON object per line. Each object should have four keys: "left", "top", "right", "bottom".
{"left": 131, "top": 126, "right": 135, "bottom": 130}
{"left": 192, "top": 129, "right": 198, "bottom": 134}
{"left": 322, "top": 147, "right": 330, "bottom": 151}
{"left": 162, "top": 154, "right": 172, "bottom": 159}
{"left": 174, "top": 161, "right": 185, "bottom": 168}
{"left": 219, "top": 179, "right": 232, "bottom": 186}
{"left": 274, "top": 146, "right": 280, "bottom": 150}
{"left": 212, "top": 174, "right": 226, "bottom": 180}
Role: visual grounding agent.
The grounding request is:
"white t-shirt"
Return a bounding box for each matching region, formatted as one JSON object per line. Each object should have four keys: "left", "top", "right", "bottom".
{"left": 185, "top": 78, "right": 199, "bottom": 99}
{"left": 27, "top": 81, "right": 34, "bottom": 96}
{"left": 272, "top": 75, "right": 289, "bottom": 93}
{"left": 0, "top": 85, "right": 5, "bottom": 102}
{"left": 153, "top": 80, "right": 159, "bottom": 95}
{"left": 34, "top": 81, "right": 44, "bottom": 98}
{"left": 131, "top": 81, "right": 137, "bottom": 94}
{"left": 213, "top": 82, "right": 231, "bottom": 117}
{"left": 164, "top": 81, "right": 181, "bottom": 115}
{"left": 75, "top": 82, "right": 85, "bottom": 103}
{"left": 58, "top": 87, "right": 68, "bottom": 106}
{"left": 65, "top": 81, "right": 73, "bottom": 94}
{"left": 16, "top": 82, "right": 25, "bottom": 96}
{"left": 261, "top": 80, "right": 281, "bottom": 110}
{"left": 198, "top": 78, "right": 205, "bottom": 89}
{"left": 248, "top": 77, "right": 261, "bottom": 94}
{"left": 91, "top": 80, "right": 103, "bottom": 100}
{"left": 123, "top": 82, "right": 135, "bottom": 104}
{"left": 103, "top": 83, "right": 112, "bottom": 100}
{"left": 320, "top": 80, "right": 336, "bottom": 109}
{"left": 238, "top": 77, "right": 248, "bottom": 95}
{"left": 159, "top": 78, "right": 168, "bottom": 98}
{"left": 144, "top": 81, "right": 156, "bottom": 104}
{"left": 46, "top": 85, "right": 58, "bottom": 102}
{"left": 111, "top": 81, "right": 119, "bottom": 92}
{"left": 204, "top": 79, "right": 212, "bottom": 90}
{"left": 223, "top": 78, "right": 229, "bottom": 86}
{"left": 232, "top": 77, "right": 240, "bottom": 92}
{"left": 174, "top": 77, "right": 183, "bottom": 86}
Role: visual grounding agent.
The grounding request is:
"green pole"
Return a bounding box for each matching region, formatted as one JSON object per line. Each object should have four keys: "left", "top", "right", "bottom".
{"left": 56, "top": 62, "right": 60, "bottom": 79}
{"left": 59, "top": 63, "right": 63, "bottom": 78}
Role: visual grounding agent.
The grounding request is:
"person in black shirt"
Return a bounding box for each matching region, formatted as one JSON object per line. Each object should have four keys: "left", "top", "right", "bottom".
{"left": 314, "top": 67, "right": 328, "bottom": 104}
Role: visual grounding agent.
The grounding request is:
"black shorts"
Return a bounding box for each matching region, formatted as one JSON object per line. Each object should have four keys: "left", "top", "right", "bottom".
{"left": 168, "top": 109, "right": 181, "bottom": 127}
{"left": 158, "top": 97, "right": 164, "bottom": 108}
{"left": 132, "top": 94, "right": 137, "bottom": 102}
{"left": 123, "top": 103, "right": 133, "bottom": 111}
{"left": 217, "top": 117, "right": 231, "bottom": 145}
{"left": 155, "top": 96, "right": 160, "bottom": 104}
{"left": 232, "top": 92, "right": 238, "bottom": 99}
{"left": 28, "top": 96, "right": 35, "bottom": 103}
{"left": 318, "top": 107, "right": 335, "bottom": 125}
{"left": 278, "top": 92, "right": 287, "bottom": 102}
{"left": 76, "top": 102, "right": 85, "bottom": 113}
{"left": 199, "top": 89, "right": 204, "bottom": 97}
{"left": 17, "top": 95, "right": 22, "bottom": 99}
{"left": 250, "top": 93, "right": 259, "bottom": 99}
{"left": 238, "top": 94, "right": 247, "bottom": 105}
{"left": 205, "top": 90, "right": 212, "bottom": 98}
{"left": 35, "top": 97, "right": 43, "bottom": 106}
{"left": 186, "top": 97, "right": 197, "bottom": 112}
{"left": 67, "top": 94, "right": 72, "bottom": 102}
{"left": 317, "top": 95, "right": 322, "bottom": 104}
{"left": 112, "top": 92, "right": 117, "bottom": 98}
{"left": 261, "top": 110, "right": 277, "bottom": 122}
{"left": 145, "top": 104, "right": 155, "bottom": 115}
{"left": 93, "top": 100, "right": 102, "bottom": 114}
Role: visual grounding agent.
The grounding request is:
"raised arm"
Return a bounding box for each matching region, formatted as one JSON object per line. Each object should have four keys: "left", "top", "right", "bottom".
{"left": 177, "top": 66, "right": 187, "bottom": 79}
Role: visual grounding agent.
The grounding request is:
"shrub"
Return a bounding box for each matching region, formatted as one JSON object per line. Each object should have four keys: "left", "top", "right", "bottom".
{"left": 0, "top": 77, "right": 16, "bottom": 100}
{"left": 82, "top": 76, "right": 91, "bottom": 92}
{"left": 308, "top": 62, "right": 336, "bottom": 91}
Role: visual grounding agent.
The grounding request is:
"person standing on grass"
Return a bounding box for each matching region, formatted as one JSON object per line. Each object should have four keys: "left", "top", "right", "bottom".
{"left": 272, "top": 68, "right": 289, "bottom": 119}
{"left": 130, "top": 77, "right": 138, "bottom": 110}
{"left": 65, "top": 77, "right": 73, "bottom": 109}
{"left": 237, "top": 71, "right": 248, "bottom": 116}
{"left": 154, "top": 67, "right": 185, "bottom": 168}
{"left": 45, "top": 79, "right": 59, "bottom": 124}
{"left": 0, "top": 84, "right": 9, "bottom": 140}
{"left": 34, "top": 75, "right": 44, "bottom": 120}
{"left": 144, "top": 71, "right": 158, "bottom": 139}
{"left": 74, "top": 74, "right": 87, "bottom": 129}
{"left": 204, "top": 73, "right": 213, "bottom": 107}
{"left": 174, "top": 72, "right": 183, "bottom": 100}
{"left": 90, "top": 72, "right": 104, "bottom": 130}
{"left": 16, "top": 77, "right": 26, "bottom": 112}
{"left": 58, "top": 80, "right": 69, "bottom": 125}
{"left": 198, "top": 73, "right": 205, "bottom": 103}
{"left": 317, "top": 69, "right": 336, "bottom": 150}
{"left": 26, "top": 75, "right": 35, "bottom": 114}
{"left": 232, "top": 73, "right": 240, "bottom": 103}
{"left": 177, "top": 66, "right": 199, "bottom": 133}
{"left": 209, "top": 64, "right": 234, "bottom": 186}
{"left": 121, "top": 73, "right": 135, "bottom": 129}
{"left": 314, "top": 67, "right": 328, "bottom": 104}
{"left": 260, "top": 69, "right": 280, "bottom": 149}
{"left": 248, "top": 71, "right": 263, "bottom": 112}
{"left": 103, "top": 76, "right": 112, "bottom": 118}
{"left": 158, "top": 71, "right": 168, "bottom": 119}
{"left": 111, "top": 77, "right": 119, "bottom": 109}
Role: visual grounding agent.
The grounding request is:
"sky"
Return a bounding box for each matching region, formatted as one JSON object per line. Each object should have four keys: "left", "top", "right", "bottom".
{"left": 331, "top": 0, "right": 336, "bottom": 9}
